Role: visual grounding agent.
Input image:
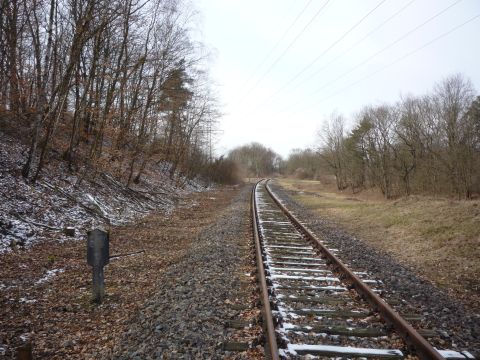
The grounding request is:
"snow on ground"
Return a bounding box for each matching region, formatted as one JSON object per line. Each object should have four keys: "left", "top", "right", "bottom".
{"left": 34, "top": 268, "right": 65, "bottom": 286}
{"left": 0, "top": 131, "right": 208, "bottom": 253}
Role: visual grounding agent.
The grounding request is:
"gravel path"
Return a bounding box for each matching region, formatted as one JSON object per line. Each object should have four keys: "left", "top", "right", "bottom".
{"left": 268, "top": 181, "right": 479, "bottom": 357}
{"left": 108, "top": 185, "right": 261, "bottom": 359}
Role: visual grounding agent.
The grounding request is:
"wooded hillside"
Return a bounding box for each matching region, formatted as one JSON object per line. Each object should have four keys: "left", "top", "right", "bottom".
{"left": 0, "top": 0, "right": 223, "bottom": 185}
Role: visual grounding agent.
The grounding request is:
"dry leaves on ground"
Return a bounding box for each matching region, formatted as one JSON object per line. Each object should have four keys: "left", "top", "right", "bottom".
{"left": 0, "top": 187, "right": 240, "bottom": 359}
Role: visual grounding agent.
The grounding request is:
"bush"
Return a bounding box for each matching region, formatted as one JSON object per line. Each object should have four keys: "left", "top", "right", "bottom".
{"left": 205, "top": 157, "right": 242, "bottom": 185}
{"left": 293, "top": 167, "right": 312, "bottom": 179}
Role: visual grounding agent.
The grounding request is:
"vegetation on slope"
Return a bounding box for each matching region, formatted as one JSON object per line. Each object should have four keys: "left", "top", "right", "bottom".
{"left": 0, "top": 0, "right": 239, "bottom": 187}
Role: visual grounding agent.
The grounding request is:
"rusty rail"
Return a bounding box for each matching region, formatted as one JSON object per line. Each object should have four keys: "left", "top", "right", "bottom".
{"left": 251, "top": 181, "right": 280, "bottom": 360}
{"left": 264, "top": 180, "right": 445, "bottom": 360}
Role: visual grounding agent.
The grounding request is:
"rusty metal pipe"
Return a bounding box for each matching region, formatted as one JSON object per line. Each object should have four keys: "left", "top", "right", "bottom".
{"left": 252, "top": 181, "right": 280, "bottom": 360}
{"left": 265, "top": 180, "right": 445, "bottom": 360}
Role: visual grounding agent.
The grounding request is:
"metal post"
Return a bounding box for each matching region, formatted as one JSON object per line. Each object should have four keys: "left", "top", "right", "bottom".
{"left": 92, "top": 265, "right": 105, "bottom": 303}
{"left": 87, "top": 229, "right": 109, "bottom": 303}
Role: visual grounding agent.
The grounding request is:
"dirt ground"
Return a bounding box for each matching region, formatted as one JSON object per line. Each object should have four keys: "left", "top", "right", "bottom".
{"left": 276, "top": 178, "right": 480, "bottom": 313}
{"left": 0, "top": 186, "right": 241, "bottom": 358}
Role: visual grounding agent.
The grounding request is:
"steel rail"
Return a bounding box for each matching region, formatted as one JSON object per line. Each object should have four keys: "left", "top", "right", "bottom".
{"left": 264, "top": 180, "right": 446, "bottom": 360}
{"left": 252, "top": 181, "right": 280, "bottom": 360}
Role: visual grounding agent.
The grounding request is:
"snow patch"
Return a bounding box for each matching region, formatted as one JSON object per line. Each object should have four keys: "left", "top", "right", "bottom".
{"left": 286, "top": 344, "right": 403, "bottom": 357}
{"left": 35, "top": 268, "right": 65, "bottom": 285}
{"left": 19, "top": 297, "right": 37, "bottom": 304}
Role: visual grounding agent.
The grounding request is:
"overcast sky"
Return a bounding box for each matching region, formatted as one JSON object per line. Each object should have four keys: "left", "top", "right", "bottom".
{"left": 197, "top": 0, "right": 480, "bottom": 158}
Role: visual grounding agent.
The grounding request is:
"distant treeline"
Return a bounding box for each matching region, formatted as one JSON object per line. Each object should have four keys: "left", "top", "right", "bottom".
{"left": 0, "top": 0, "right": 225, "bottom": 185}
{"left": 286, "top": 74, "right": 480, "bottom": 199}
{"left": 228, "top": 143, "right": 282, "bottom": 178}
{"left": 227, "top": 74, "right": 479, "bottom": 198}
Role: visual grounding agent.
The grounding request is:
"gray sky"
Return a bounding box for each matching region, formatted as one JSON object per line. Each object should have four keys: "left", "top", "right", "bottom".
{"left": 197, "top": 0, "right": 480, "bottom": 158}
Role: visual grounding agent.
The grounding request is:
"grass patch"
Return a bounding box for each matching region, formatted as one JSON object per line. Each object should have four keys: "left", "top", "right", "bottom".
{"left": 275, "top": 177, "right": 480, "bottom": 311}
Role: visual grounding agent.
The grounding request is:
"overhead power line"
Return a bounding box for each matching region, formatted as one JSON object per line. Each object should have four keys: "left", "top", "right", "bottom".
{"left": 281, "top": 11, "right": 479, "bottom": 121}
{"left": 296, "top": 0, "right": 417, "bottom": 92}
{"left": 241, "top": 0, "right": 314, "bottom": 91}
{"left": 294, "top": 0, "right": 464, "bottom": 108}
{"left": 312, "top": 13, "right": 480, "bottom": 109}
{"left": 240, "top": 0, "right": 331, "bottom": 102}
{"left": 260, "top": 0, "right": 398, "bottom": 110}
{"left": 270, "top": 0, "right": 388, "bottom": 99}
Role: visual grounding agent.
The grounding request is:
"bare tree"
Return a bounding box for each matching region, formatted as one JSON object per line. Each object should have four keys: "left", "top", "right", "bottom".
{"left": 317, "top": 112, "right": 348, "bottom": 190}
{"left": 431, "top": 74, "right": 476, "bottom": 198}
{"left": 228, "top": 142, "right": 280, "bottom": 178}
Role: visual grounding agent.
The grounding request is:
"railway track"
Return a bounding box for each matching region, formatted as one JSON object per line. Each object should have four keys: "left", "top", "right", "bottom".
{"left": 252, "top": 180, "right": 475, "bottom": 360}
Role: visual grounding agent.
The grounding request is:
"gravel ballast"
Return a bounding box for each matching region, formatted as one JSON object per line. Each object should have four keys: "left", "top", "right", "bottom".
{"left": 108, "top": 185, "right": 261, "bottom": 359}
{"left": 268, "top": 181, "right": 479, "bottom": 357}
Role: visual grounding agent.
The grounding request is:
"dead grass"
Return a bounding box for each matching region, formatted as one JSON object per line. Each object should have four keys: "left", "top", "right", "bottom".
{"left": 276, "top": 178, "right": 480, "bottom": 312}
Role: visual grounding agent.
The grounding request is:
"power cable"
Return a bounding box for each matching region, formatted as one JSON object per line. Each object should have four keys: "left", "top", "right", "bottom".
{"left": 295, "top": 0, "right": 417, "bottom": 92}
{"left": 268, "top": 0, "right": 388, "bottom": 101}
{"left": 292, "top": 0, "right": 463, "bottom": 109}
{"left": 240, "top": 0, "right": 315, "bottom": 91}
{"left": 315, "top": 13, "right": 480, "bottom": 107}
{"left": 240, "top": 0, "right": 330, "bottom": 102}
{"left": 289, "top": 12, "right": 479, "bottom": 117}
